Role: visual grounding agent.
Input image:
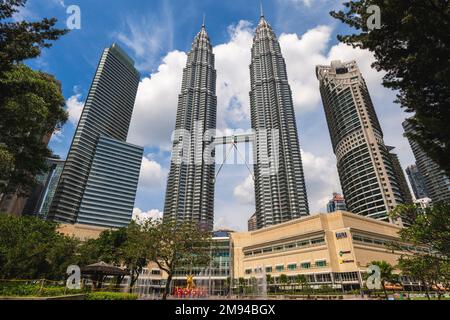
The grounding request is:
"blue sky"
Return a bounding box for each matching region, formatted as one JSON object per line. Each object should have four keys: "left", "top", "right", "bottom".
{"left": 19, "top": 0, "right": 416, "bottom": 230}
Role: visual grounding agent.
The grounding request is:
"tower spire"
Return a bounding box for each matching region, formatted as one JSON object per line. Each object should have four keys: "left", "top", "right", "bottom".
{"left": 260, "top": 1, "right": 264, "bottom": 17}
{"left": 202, "top": 13, "right": 206, "bottom": 28}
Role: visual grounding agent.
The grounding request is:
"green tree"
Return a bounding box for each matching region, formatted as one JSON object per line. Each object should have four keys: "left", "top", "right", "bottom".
{"left": 392, "top": 202, "right": 450, "bottom": 299}
{"left": 0, "top": 65, "right": 68, "bottom": 196}
{"left": 0, "top": 0, "right": 68, "bottom": 73}
{"left": 279, "top": 274, "right": 288, "bottom": 292}
{"left": 78, "top": 222, "right": 149, "bottom": 291}
{"left": 145, "top": 220, "right": 212, "bottom": 300}
{"left": 392, "top": 202, "right": 450, "bottom": 258}
{"left": 0, "top": 214, "right": 79, "bottom": 280}
{"left": 119, "top": 221, "right": 150, "bottom": 290}
{"left": 0, "top": 0, "right": 68, "bottom": 199}
{"left": 238, "top": 277, "right": 245, "bottom": 295}
{"left": 331, "top": 1, "right": 450, "bottom": 176}
{"left": 296, "top": 274, "right": 308, "bottom": 291}
{"left": 369, "top": 260, "right": 398, "bottom": 299}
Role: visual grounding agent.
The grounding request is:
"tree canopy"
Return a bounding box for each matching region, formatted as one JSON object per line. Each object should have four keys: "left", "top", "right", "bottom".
{"left": 331, "top": 0, "right": 450, "bottom": 176}
{"left": 144, "top": 220, "right": 212, "bottom": 299}
{"left": 391, "top": 201, "right": 450, "bottom": 299}
{"left": 0, "top": 214, "right": 79, "bottom": 280}
{"left": 0, "top": 0, "right": 68, "bottom": 73}
{"left": 0, "top": 0, "right": 68, "bottom": 197}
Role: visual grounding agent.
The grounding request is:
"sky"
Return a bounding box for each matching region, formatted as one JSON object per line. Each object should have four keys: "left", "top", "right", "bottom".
{"left": 18, "top": 0, "right": 416, "bottom": 231}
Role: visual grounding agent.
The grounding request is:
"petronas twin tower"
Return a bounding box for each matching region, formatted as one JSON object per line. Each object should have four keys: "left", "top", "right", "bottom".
{"left": 163, "top": 12, "right": 309, "bottom": 231}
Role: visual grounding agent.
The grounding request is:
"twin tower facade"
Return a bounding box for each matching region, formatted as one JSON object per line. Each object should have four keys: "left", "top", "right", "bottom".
{"left": 163, "top": 15, "right": 310, "bottom": 231}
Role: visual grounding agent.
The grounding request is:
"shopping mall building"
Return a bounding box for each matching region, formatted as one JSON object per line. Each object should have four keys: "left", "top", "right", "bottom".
{"left": 230, "top": 211, "right": 419, "bottom": 291}
{"left": 60, "top": 211, "right": 424, "bottom": 294}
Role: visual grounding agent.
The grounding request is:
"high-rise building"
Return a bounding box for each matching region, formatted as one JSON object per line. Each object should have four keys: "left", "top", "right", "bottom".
{"left": 76, "top": 136, "right": 143, "bottom": 228}
{"left": 250, "top": 12, "right": 309, "bottom": 229}
{"left": 48, "top": 44, "right": 142, "bottom": 227}
{"left": 326, "top": 193, "right": 347, "bottom": 213}
{"left": 247, "top": 213, "right": 257, "bottom": 231}
{"left": 22, "top": 157, "right": 65, "bottom": 219}
{"left": 406, "top": 165, "right": 429, "bottom": 200}
{"left": 403, "top": 120, "right": 450, "bottom": 203}
{"left": 387, "top": 146, "right": 413, "bottom": 204}
{"left": 316, "top": 60, "right": 406, "bottom": 222}
{"left": 163, "top": 22, "right": 217, "bottom": 231}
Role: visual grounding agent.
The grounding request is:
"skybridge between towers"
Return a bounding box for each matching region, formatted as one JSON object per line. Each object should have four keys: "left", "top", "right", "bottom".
{"left": 212, "top": 133, "right": 256, "bottom": 184}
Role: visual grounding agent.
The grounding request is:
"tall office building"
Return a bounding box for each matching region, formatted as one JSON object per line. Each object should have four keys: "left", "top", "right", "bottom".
{"left": 249, "top": 12, "right": 309, "bottom": 229}
{"left": 387, "top": 146, "right": 413, "bottom": 204}
{"left": 326, "top": 193, "right": 347, "bottom": 213}
{"left": 22, "top": 157, "right": 65, "bottom": 219}
{"left": 48, "top": 44, "right": 143, "bottom": 228}
{"left": 247, "top": 213, "right": 257, "bottom": 232}
{"left": 403, "top": 120, "right": 450, "bottom": 203}
{"left": 163, "top": 23, "right": 217, "bottom": 231}
{"left": 77, "top": 136, "right": 143, "bottom": 228}
{"left": 406, "top": 165, "right": 429, "bottom": 200}
{"left": 316, "top": 60, "right": 406, "bottom": 222}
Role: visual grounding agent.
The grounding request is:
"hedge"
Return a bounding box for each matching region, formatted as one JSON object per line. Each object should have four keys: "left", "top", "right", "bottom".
{"left": 85, "top": 292, "right": 138, "bottom": 300}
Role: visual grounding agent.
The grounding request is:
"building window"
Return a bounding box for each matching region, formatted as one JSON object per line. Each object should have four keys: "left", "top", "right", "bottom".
{"left": 245, "top": 269, "right": 252, "bottom": 275}
{"left": 301, "top": 262, "right": 311, "bottom": 269}
{"left": 287, "top": 263, "right": 297, "bottom": 271}
{"left": 315, "top": 260, "right": 327, "bottom": 268}
{"left": 275, "top": 265, "right": 284, "bottom": 272}
{"left": 265, "top": 266, "right": 272, "bottom": 273}
{"left": 311, "top": 238, "right": 325, "bottom": 245}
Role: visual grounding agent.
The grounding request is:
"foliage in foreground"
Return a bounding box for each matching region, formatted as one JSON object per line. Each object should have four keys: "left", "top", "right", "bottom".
{"left": 85, "top": 292, "right": 138, "bottom": 300}
{"left": 0, "top": 214, "right": 79, "bottom": 280}
{"left": 391, "top": 202, "right": 450, "bottom": 299}
{"left": 331, "top": 0, "right": 450, "bottom": 176}
{"left": 0, "top": 282, "right": 82, "bottom": 297}
{"left": 0, "top": 0, "right": 68, "bottom": 197}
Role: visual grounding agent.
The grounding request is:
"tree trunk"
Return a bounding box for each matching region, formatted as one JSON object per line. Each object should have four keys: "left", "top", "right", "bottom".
{"left": 422, "top": 279, "right": 431, "bottom": 300}
{"left": 129, "top": 271, "right": 138, "bottom": 293}
{"left": 163, "top": 274, "right": 172, "bottom": 300}
{"left": 382, "top": 281, "right": 388, "bottom": 300}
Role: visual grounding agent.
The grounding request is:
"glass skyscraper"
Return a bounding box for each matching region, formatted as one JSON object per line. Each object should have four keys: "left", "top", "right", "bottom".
{"left": 22, "top": 157, "right": 65, "bottom": 219}
{"left": 326, "top": 193, "right": 347, "bottom": 213}
{"left": 403, "top": 120, "right": 450, "bottom": 203}
{"left": 163, "top": 23, "right": 217, "bottom": 231}
{"left": 316, "top": 60, "right": 406, "bottom": 222}
{"left": 250, "top": 12, "right": 309, "bottom": 229}
{"left": 406, "top": 164, "right": 429, "bottom": 200}
{"left": 48, "top": 44, "right": 143, "bottom": 228}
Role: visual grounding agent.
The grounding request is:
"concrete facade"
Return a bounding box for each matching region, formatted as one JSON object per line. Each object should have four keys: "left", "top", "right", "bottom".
{"left": 231, "top": 211, "right": 411, "bottom": 288}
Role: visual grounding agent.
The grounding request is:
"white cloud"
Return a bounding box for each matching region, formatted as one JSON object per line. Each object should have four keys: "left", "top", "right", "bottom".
{"left": 132, "top": 208, "right": 163, "bottom": 222}
{"left": 233, "top": 174, "right": 255, "bottom": 205}
{"left": 279, "top": 25, "right": 333, "bottom": 113}
{"left": 301, "top": 150, "right": 341, "bottom": 212}
{"left": 127, "top": 50, "right": 186, "bottom": 150}
{"left": 114, "top": 1, "right": 173, "bottom": 72}
{"left": 66, "top": 93, "right": 84, "bottom": 125}
{"left": 138, "top": 156, "right": 166, "bottom": 189}
{"left": 214, "top": 21, "right": 254, "bottom": 129}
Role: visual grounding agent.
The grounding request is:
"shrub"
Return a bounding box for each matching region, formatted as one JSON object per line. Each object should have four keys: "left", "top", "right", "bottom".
{"left": 0, "top": 282, "right": 83, "bottom": 297}
{"left": 85, "top": 292, "right": 138, "bottom": 300}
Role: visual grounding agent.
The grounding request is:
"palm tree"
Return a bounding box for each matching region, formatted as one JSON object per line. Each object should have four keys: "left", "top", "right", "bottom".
{"left": 296, "top": 274, "right": 308, "bottom": 292}
{"left": 279, "top": 274, "right": 288, "bottom": 292}
{"left": 369, "top": 261, "right": 398, "bottom": 299}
